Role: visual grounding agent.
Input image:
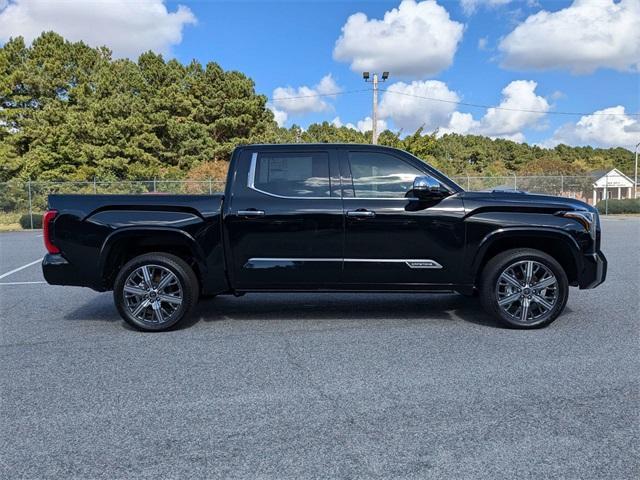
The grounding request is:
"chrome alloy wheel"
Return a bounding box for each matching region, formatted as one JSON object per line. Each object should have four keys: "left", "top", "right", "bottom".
{"left": 123, "top": 264, "right": 183, "bottom": 325}
{"left": 495, "top": 260, "right": 559, "bottom": 324}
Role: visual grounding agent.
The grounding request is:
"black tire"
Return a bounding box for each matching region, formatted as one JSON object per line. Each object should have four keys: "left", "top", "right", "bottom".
{"left": 479, "top": 248, "right": 568, "bottom": 329}
{"left": 113, "top": 253, "right": 199, "bottom": 332}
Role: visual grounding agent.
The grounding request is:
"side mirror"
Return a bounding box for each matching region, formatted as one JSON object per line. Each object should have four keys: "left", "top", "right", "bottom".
{"left": 411, "top": 176, "right": 446, "bottom": 199}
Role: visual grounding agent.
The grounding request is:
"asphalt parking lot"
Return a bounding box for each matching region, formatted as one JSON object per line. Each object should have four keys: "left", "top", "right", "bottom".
{"left": 1, "top": 217, "right": 638, "bottom": 479}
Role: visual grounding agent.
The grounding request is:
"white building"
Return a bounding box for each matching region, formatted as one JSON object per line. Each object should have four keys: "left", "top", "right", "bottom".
{"left": 591, "top": 169, "right": 636, "bottom": 205}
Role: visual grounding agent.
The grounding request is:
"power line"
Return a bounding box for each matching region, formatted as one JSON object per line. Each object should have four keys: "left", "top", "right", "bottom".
{"left": 268, "top": 88, "right": 370, "bottom": 102}
{"left": 379, "top": 88, "right": 640, "bottom": 117}
{"left": 266, "top": 86, "right": 639, "bottom": 118}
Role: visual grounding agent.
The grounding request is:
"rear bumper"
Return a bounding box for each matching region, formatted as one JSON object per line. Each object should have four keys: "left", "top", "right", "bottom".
{"left": 42, "top": 253, "right": 102, "bottom": 290}
{"left": 578, "top": 250, "right": 607, "bottom": 289}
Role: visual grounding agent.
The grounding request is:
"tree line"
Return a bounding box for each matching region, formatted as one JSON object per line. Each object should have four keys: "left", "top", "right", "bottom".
{"left": 0, "top": 32, "right": 634, "bottom": 184}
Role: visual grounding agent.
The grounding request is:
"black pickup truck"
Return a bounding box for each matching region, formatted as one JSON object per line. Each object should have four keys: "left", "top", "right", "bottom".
{"left": 42, "top": 144, "right": 606, "bottom": 331}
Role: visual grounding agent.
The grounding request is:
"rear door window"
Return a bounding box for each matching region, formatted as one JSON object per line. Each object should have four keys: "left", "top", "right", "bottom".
{"left": 253, "top": 152, "right": 331, "bottom": 198}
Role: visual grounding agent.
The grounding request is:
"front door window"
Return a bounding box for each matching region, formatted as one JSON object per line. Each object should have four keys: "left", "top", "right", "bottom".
{"left": 348, "top": 151, "right": 423, "bottom": 198}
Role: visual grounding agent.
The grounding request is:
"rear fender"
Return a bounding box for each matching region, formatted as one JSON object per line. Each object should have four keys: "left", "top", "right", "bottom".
{"left": 99, "top": 227, "right": 208, "bottom": 288}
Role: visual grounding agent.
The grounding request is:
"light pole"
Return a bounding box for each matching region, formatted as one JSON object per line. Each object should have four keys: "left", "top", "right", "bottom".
{"left": 635, "top": 141, "right": 639, "bottom": 199}
{"left": 363, "top": 71, "right": 389, "bottom": 145}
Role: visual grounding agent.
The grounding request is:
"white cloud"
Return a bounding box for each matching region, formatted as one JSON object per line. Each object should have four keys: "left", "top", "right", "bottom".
{"left": 0, "top": 0, "right": 196, "bottom": 58}
{"left": 499, "top": 0, "right": 640, "bottom": 73}
{"left": 331, "top": 116, "right": 386, "bottom": 132}
{"left": 315, "top": 75, "right": 341, "bottom": 97}
{"left": 477, "top": 36, "right": 489, "bottom": 51}
{"left": 333, "top": 0, "right": 464, "bottom": 77}
{"left": 272, "top": 74, "right": 341, "bottom": 116}
{"left": 544, "top": 106, "right": 640, "bottom": 149}
{"left": 356, "top": 116, "right": 388, "bottom": 133}
{"left": 268, "top": 105, "right": 288, "bottom": 127}
{"left": 446, "top": 112, "right": 478, "bottom": 135}
{"left": 461, "top": 0, "right": 512, "bottom": 16}
{"left": 440, "top": 80, "right": 549, "bottom": 142}
{"left": 368, "top": 79, "right": 549, "bottom": 142}
{"left": 379, "top": 80, "right": 460, "bottom": 132}
{"left": 475, "top": 80, "right": 549, "bottom": 137}
{"left": 331, "top": 117, "right": 356, "bottom": 130}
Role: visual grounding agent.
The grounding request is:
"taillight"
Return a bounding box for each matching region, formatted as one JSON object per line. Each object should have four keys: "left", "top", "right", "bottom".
{"left": 43, "top": 210, "right": 60, "bottom": 254}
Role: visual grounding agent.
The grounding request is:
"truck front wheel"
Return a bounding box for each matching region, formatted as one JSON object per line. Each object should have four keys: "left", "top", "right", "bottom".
{"left": 480, "top": 248, "right": 568, "bottom": 329}
{"left": 113, "top": 253, "right": 199, "bottom": 332}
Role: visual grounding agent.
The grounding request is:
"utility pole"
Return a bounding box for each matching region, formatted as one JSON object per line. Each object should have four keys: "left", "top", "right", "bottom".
{"left": 372, "top": 73, "right": 378, "bottom": 145}
{"left": 363, "top": 71, "right": 389, "bottom": 145}
{"left": 635, "top": 142, "right": 639, "bottom": 199}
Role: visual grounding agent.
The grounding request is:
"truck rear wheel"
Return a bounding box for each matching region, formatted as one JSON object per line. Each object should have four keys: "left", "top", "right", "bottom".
{"left": 480, "top": 248, "right": 568, "bottom": 329}
{"left": 113, "top": 253, "right": 199, "bottom": 332}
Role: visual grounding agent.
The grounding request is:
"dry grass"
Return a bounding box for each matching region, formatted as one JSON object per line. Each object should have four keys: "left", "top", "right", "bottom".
{"left": 0, "top": 212, "right": 22, "bottom": 231}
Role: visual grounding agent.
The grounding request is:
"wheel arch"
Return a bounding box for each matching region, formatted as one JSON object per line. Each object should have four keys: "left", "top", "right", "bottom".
{"left": 99, "top": 227, "right": 208, "bottom": 290}
{"left": 472, "top": 228, "right": 582, "bottom": 287}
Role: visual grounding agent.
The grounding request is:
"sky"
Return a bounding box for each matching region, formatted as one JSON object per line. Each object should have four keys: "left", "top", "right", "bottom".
{"left": 0, "top": 0, "right": 639, "bottom": 149}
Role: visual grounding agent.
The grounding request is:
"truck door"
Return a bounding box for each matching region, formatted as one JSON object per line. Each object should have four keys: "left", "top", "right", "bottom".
{"left": 224, "top": 147, "right": 343, "bottom": 290}
{"left": 340, "top": 148, "right": 465, "bottom": 288}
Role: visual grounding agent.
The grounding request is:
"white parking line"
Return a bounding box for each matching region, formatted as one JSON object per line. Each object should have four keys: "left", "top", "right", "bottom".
{"left": 0, "top": 281, "right": 47, "bottom": 286}
{"left": 0, "top": 259, "right": 41, "bottom": 280}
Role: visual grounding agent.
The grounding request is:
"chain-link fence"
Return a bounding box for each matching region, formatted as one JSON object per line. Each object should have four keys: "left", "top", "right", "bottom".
{"left": 0, "top": 179, "right": 226, "bottom": 229}
{"left": 0, "top": 175, "right": 636, "bottom": 229}
{"left": 450, "top": 173, "right": 637, "bottom": 213}
{"left": 450, "top": 174, "right": 613, "bottom": 200}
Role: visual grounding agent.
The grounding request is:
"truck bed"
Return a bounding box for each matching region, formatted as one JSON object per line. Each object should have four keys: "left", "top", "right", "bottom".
{"left": 44, "top": 194, "right": 227, "bottom": 293}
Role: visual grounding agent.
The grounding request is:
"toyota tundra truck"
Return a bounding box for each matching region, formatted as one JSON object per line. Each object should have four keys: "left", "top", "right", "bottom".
{"left": 42, "top": 144, "right": 607, "bottom": 331}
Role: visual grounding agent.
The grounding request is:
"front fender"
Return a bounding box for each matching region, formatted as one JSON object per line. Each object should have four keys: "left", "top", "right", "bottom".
{"left": 470, "top": 227, "right": 583, "bottom": 283}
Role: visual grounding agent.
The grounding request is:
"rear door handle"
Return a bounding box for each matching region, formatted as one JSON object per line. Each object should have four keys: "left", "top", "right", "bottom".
{"left": 237, "top": 209, "right": 265, "bottom": 217}
{"left": 346, "top": 209, "right": 375, "bottom": 218}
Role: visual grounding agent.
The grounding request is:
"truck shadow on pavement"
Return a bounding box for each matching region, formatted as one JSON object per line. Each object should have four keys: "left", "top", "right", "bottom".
{"left": 65, "top": 292, "right": 522, "bottom": 329}
{"left": 191, "top": 293, "right": 504, "bottom": 329}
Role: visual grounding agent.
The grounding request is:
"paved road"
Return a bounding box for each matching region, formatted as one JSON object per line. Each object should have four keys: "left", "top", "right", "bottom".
{"left": 1, "top": 218, "right": 638, "bottom": 479}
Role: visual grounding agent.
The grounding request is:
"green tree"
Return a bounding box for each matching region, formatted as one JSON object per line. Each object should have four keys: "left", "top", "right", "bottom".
{"left": 0, "top": 32, "right": 634, "bottom": 183}
{"left": 0, "top": 32, "right": 275, "bottom": 181}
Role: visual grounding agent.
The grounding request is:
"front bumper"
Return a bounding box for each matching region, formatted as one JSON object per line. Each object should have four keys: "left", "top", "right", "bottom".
{"left": 578, "top": 250, "right": 607, "bottom": 289}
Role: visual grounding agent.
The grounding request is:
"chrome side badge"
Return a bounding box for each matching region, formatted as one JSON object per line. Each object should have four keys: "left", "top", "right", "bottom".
{"left": 405, "top": 260, "right": 443, "bottom": 269}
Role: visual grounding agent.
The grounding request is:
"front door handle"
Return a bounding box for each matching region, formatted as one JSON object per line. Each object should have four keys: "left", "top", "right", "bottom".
{"left": 346, "top": 209, "right": 375, "bottom": 218}
{"left": 238, "top": 209, "right": 265, "bottom": 218}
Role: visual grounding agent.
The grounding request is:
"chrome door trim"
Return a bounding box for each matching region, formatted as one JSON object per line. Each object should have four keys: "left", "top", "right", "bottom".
{"left": 244, "top": 258, "right": 443, "bottom": 269}
{"left": 247, "top": 151, "right": 336, "bottom": 200}
{"left": 346, "top": 259, "right": 442, "bottom": 269}
{"left": 343, "top": 197, "right": 421, "bottom": 201}
{"left": 247, "top": 152, "right": 258, "bottom": 188}
{"left": 248, "top": 257, "right": 342, "bottom": 262}
{"left": 248, "top": 152, "right": 423, "bottom": 201}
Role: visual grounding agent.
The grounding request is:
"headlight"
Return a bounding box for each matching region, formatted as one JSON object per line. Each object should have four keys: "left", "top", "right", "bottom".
{"left": 557, "top": 211, "right": 596, "bottom": 238}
